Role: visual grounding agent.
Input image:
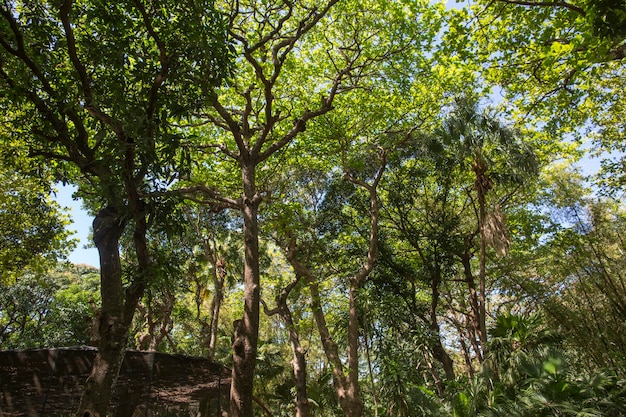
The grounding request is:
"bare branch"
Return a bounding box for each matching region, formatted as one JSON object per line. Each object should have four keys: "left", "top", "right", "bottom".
{"left": 194, "top": 142, "right": 239, "bottom": 160}
{"left": 495, "top": 0, "right": 586, "bottom": 16}
{"left": 523, "top": 67, "right": 578, "bottom": 120}
{"left": 260, "top": 299, "right": 279, "bottom": 316}
{"left": 59, "top": 2, "right": 90, "bottom": 102}
{"left": 257, "top": 58, "right": 353, "bottom": 163}
{"left": 249, "top": 1, "right": 340, "bottom": 157}
{"left": 209, "top": 94, "right": 246, "bottom": 154}
{"left": 271, "top": 0, "right": 340, "bottom": 79}
{"left": 175, "top": 185, "right": 241, "bottom": 210}
{"left": 250, "top": 2, "right": 294, "bottom": 55}
{"left": 241, "top": 84, "right": 256, "bottom": 139}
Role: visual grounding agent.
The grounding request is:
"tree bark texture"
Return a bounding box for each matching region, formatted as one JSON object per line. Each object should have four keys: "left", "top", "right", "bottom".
{"left": 284, "top": 309, "right": 310, "bottom": 417}
{"left": 230, "top": 162, "right": 261, "bottom": 417}
{"left": 77, "top": 207, "right": 127, "bottom": 417}
{"left": 307, "top": 279, "right": 359, "bottom": 417}
{"left": 345, "top": 281, "right": 364, "bottom": 417}
{"left": 78, "top": 192, "right": 152, "bottom": 417}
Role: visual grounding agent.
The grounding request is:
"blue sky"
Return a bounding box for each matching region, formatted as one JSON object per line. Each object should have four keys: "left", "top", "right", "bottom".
{"left": 55, "top": 184, "right": 100, "bottom": 268}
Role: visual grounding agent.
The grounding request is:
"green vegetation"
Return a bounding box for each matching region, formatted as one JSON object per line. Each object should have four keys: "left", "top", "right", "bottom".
{"left": 1, "top": 0, "right": 625, "bottom": 416}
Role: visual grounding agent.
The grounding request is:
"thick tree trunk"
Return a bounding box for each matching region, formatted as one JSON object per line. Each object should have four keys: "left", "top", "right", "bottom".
{"left": 431, "top": 335, "right": 455, "bottom": 381}
{"left": 148, "top": 290, "right": 175, "bottom": 351}
{"left": 261, "top": 270, "right": 310, "bottom": 417}
{"left": 307, "top": 279, "right": 356, "bottom": 417}
{"left": 230, "top": 162, "right": 261, "bottom": 417}
{"left": 77, "top": 207, "right": 127, "bottom": 417}
{"left": 78, "top": 192, "right": 151, "bottom": 417}
{"left": 345, "top": 281, "right": 364, "bottom": 417}
{"left": 459, "top": 327, "right": 476, "bottom": 378}
{"left": 296, "top": 263, "right": 366, "bottom": 417}
{"left": 290, "top": 325, "right": 310, "bottom": 417}
{"left": 364, "top": 332, "right": 379, "bottom": 417}
{"left": 288, "top": 161, "right": 384, "bottom": 417}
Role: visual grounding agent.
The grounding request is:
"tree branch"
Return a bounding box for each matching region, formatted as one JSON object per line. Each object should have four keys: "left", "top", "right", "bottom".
{"left": 344, "top": 149, "right": 386, "bottom": 287}
{"left": 209, "top": 94, "right": 246, "bottom": 155}
{"left": 134, "top": 0, "right": 173, "bottom": 129}
{"left": 59, "top": 0, "right": 123, "bottom": 138}
{"left": 495, "top": 0, "right": 586, "bottom": 16}
{"left": 175, "top": 185, "right": 241, "bottom": 210}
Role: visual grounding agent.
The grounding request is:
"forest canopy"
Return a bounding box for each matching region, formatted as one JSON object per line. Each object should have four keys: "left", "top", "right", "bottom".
{"left": 1, "top": 0, "right": 625, "bottom": 416}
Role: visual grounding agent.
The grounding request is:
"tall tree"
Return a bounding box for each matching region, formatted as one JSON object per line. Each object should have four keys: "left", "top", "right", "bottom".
{"left": 0, "top": 264, "right": 100, "bottom": 349}
{"left": 381, "top": 136, "right": 463, "bottom": 385}
{"left": 434, "top": 99, "right": 540, "bottom": 354}
{"left": 521, "top": 166, "right": 626, "bottom": 371}
{"left": 0, "top": 1, "right": 231, "bottom": 415}
{"left": 284, "top": 149, "right": 386, "bottom": 417}
{"left": 261, "top": 273, "right": 311, "bottom": 417}
{"left": 180, "top": 0, "right": 403, "bottom": 414}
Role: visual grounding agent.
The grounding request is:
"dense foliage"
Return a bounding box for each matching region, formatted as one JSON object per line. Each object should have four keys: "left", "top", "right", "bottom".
{"left": 1, "top": 0, "right": 625, "bottom": 416}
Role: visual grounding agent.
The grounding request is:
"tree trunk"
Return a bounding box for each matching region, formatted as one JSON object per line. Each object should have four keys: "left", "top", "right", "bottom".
{"left": 279, "top": 298, "right": 310, "bottom": 417}
{"left": 208, "top": 257, "right": 226, "bottom": 361}
{"left": 287, "top": 160, "right": 384, "bottom": 417}
{"left": 475, "top": 170, "right": 490, "bottom": 351}
{"left": 292, "top": 263, "right": 367, "bottom": 417}
{"left": 431, "top": 336, "right": 455, "bottom": 381}
{"left": 345, "top": 281, "right": 364, "bottom": 417}
{"left": 428, "top": 263, "right": 455, "bottom": 382}
{"left": 230, "top": 162, "right": 261, "bottom": 417}
{"left": 148, "top": 290, "right": 175, "bottom": 351}
{"left": 308, "top": 279, "right": 358, "bottom": 417}
{"left": 460, "top": 250, "right": 485, "bottom": 362}
{"left": 261, "top": 267, "right": 310, "bottom": 417}
{"left": 77, "top": 207, "right": 127, "bottom": 417}
{"left": 364, "top": 331, "right": 379, "bottom": 417}
{"left": 78, "top": 188, "right": 152, "bottom": 417}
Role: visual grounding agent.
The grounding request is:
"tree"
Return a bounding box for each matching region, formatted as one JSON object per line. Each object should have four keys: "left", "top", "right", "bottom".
{"left": 180, "top": 0, "right": 401, "bottom": 414}
{"left": 463, "top": 0, "right": 626, "bottom": 186}
{"left": 0, "top": 263, "right": 100, "bottom": 349}
{"left": 285, "top": 151, "right": 386, "bottom": 417}
{"left": 380, "top": 135, "right": 463, "bottom": 386}
{"left": 0, "top": 1, "right": 231, "bottom": 415}
{"left": 434, "top": 99, "right": 540, "bottom": 356}
{"left": 125, "top": 205, "right": 242, "bottom": 358}
{"left": 183, "top": 206, "right": 239, "bottom": 361}
{"left": 261, "top": 273, "right": 311, "bottom": 417}
{"left": 527, "top": 167, "right": 626, "bottom": 371}
{"left": 0, "top": 174, "right": 75, "bottom": 281}
{"left": 0, "top": 136, "right": 76, "bottom": 280}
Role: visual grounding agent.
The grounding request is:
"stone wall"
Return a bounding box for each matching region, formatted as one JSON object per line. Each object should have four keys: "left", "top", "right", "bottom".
{"left": 0, "top": 347, "right": 230, "bottom": 417}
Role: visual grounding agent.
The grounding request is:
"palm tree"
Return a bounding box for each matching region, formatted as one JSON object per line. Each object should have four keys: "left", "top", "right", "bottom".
{"left": 436, "top": 98, "right": 540, "bottom": 355}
